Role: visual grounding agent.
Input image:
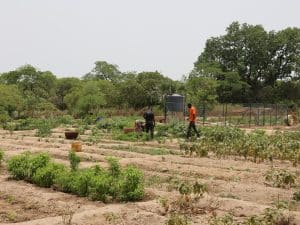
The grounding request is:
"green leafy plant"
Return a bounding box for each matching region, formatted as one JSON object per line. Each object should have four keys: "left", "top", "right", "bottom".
{"left": 7, "top": 152, "right": 145, "bottom": 202}
{"left": 35, "top": 120, "right": 52, "bottom": 137}
{"left": 33, "top": 163, "right": 66, "bottom": 187}
{"left": 265, "top": 168, "right": 296, "bottom": 188}
{"left": 70, "top": 168, "right": 94, "bottom": 197}
{"left": 68, "top": 150, "right": 80, "bottom": 171}
{"left": 293, "top": 189, "right": 300, "bottom": 202}
{"left": 53, "top": 170, "right": 74, "bottom": 193}
{"left": 107, "top": 156, "right": 121, "bottom": 178}
{"left": 209, "top": 214, "right": 236, "bottom": 225}
{"left": 0, "top": 149, "right": 4, "bottom": 166}
{"left": 166, "top": 213, "right": 190, "bottom": 225}
{"left": 120, "top": 165, "right": 144, "bottom": 201}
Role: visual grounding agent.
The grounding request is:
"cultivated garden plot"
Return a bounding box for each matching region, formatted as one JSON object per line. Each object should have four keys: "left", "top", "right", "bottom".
{"left": 1, "top": 124, "right": 300, "bottom": 225}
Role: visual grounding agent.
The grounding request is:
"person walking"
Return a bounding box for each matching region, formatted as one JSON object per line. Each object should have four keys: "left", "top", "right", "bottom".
{"left": 187, "top": 103, "right": 200, "bottom": 139}
{"left": 143, "top": 107, "right": 155, "bottom": 139}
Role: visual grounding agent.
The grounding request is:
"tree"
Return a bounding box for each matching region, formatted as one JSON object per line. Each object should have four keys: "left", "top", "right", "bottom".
{"left": 0, "top": 84, "right": 23, "bottom": 117}
{"left": 55, "top": 77, "right": 81, "bottom": 110}
{"left": 194, "top": 22, "right": 300, "bottom": 102}
{"left": 65, "top": 81, "right": 106, "bottom": 116}
{"left": 84, "top": 61, "right": 121, "bottom": 82}
{"left": 186, "top": 76, "right": 218, "bottom": 110}
{"left": 0, "top": 65, "right": 57, "bottom": 100}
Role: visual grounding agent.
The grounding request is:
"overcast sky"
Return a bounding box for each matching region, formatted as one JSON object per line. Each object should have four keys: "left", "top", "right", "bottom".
{"left": 0, "top": 0, "right": 299, "bottom": 80}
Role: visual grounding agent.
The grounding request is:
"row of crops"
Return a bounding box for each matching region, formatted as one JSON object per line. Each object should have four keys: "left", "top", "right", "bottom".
{"left": 6, "top": 151, "right": 144, "bottom": 202}
{"left": 181, "top": 126, "right": 300, "bottom": 165}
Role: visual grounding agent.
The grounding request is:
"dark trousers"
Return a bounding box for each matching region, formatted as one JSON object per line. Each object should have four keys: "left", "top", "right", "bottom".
{"left": 145, "top": 122, "right": 154, "bottom": 139}
{"left": 187, "top": 121, "right": 200, "bottom": 138}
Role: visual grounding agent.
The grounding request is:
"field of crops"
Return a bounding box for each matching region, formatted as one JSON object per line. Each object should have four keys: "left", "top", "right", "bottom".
{"left": 1, "top": 119, "right": 300, "bottom": 225}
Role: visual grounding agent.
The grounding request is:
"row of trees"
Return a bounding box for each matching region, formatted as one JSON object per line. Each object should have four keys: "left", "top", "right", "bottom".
{"left": 193, "top": 22, "right": 300, "bottom": 103}
{"left": 1, "top": 22, "right": 300, "bottom": 119}
{"left": 0, "top": 63, "right": 183, "bottom": 118}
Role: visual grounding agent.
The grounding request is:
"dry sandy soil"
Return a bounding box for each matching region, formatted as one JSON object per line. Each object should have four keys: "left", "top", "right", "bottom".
{"left": 0, "top": 128, "right": 300, "bottom": 225}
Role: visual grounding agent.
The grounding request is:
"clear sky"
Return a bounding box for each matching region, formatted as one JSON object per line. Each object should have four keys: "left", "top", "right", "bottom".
{"left": 0, "top": 0, "right": 299, "bottom": 80}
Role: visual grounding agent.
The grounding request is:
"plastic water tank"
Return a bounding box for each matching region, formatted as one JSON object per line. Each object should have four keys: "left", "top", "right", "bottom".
{"left": 166, "top": 94, "right": 184, "bottom": 112}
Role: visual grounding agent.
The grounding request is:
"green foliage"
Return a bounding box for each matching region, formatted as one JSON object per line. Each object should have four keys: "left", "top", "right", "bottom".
{"left": 68, "top": 150, "right": 81, "bottom": 171}
{"left": 7, "top": 152, "right": 145, "bottom": 202}
{"left": 293, "top": 189, "right": 300, "bottom": 202}
{"left": 0, "top": 150, "right": 4, "bottom": 166}
{"left": 265, "top": 168, "right": 296, "bottom": 188}
{"left": 89, "top": 174, "right": 111, "bottom": 202}
{"left": 166, "top": 213, "right": 190, "bottom": 225}
{"left": 53, "top": 169, "right": 74, "bottom": 193}
{"left": 120, "top": 165, "right": 144, "bottom": 201}
{"left": 33, "top": 163, "right": 66, "bottom": 188}
{"left": 7, "top": 152, "right": 50, "bottom": 181}
{"left": 209, "top": 214, "right": 236, "bottom": 225}
{"left": 26, "top": 153, "right": 50, "bottom": 180}
{"left": 181, "top": 126, "right": 300, "bottom": 165}
{"left": 194, "top": 22, "right": 300, "bottom": 103}
{"left": 0, "top": 84, "right": 23, "bottom": 116}
{"left": 244, "top": 206, "right": 294, "bottom": 225}
{"left": 186, "top": 76, "right": 218, "bottom": 110}
{"left": 35, "top": 120, "right": 52, "bottom": 137}
{"left": 106, "top": 156, "right": 121, "bottom": 177}
{"left": 65, "top": 80, "right": 106, "bottom": 117}
{"left": 70, "top": 168, "right": 94, "bottom": 196}
{"left": 7, "top": 152, "right": 31, "bottom": 180}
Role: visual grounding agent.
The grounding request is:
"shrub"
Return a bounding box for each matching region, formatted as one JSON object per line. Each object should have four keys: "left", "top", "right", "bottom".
{"left": 27, "top": 153, "right": 50, "bottom": 180}
{"left": 7, "top": 152, "right": 50, "bottom": 181}
{"left": 89, "top": 174, "right": 111, "bottom": 202}
{"left": 265, "top": 168, "right": 296, "bottom": 188}
{"left": 120, "top": 165, "right": 144, "bottom": 201}
{"left": 33, "top": 163, "right": 66, "bottom": 187}
{"left": 7, "top": 152, "right": 31, "bottom": 180}
{"left": 166, "top": 213, "right": 190, "bottom": 225}
{"left": 107, "top": 156, "right": 121, "bottom": 178}
{"left": 68, "top": 150, "right": 80, "bottom": 171}
{"left": 35, "top": 120, "right": 52, "bottom": 137}
{"left": 7, "top": 152, "right": 145, "bottom": 203}
{"left": 53, "top": 170, "right": 74, "bottom": 193}
{"left": 0, "top": 149, "right": 4, "bottom": 166}
{"left": 70, "top": 169, "right": 94, "bottom": 196}
{"left": 293, "top": 189, "right": 300, "bottom": 202}
{"left": 209, "top": 214, "right": 236, "bottom": 225}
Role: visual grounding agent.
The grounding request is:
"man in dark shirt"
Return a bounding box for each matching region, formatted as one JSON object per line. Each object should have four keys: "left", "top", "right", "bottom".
{"left": 143, "top": 107, "right": 155, "bottom": 139}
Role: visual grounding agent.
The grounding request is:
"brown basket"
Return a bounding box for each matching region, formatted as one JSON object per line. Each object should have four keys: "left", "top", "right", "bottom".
{"left": 123, "top": 127, "right": 135, "bottom": 134}
{"left": 71, "top": 141, "right": 82, "bottom": 152}
{"left": 65, "top": 131, "right": 79, "bottom": 140}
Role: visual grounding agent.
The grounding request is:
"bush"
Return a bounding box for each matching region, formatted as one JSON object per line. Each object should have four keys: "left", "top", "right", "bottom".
{"left": 265, "top": 168, "right": 296, "bottom": 188}
{"left": 0, "top": 150, "right": 4, "bottom": 166}
{"left": 7, "top": 152, "right": 31, "bottom": 180}
{"left": 70, "top": 169, "right": 94, "bottom": 196}
{"left": 33, "top": 163, "right": 66, "bottom": 187}
{"left": 53, "top": 170, "right": 74, "bottom": 193}
{"left": 27, "top": 153, "right": 50, "bottom": 180}
{"left": 89, "top": 174, "right": 111, "bottom": 202}
{"left": 166, "top": 213, "right": 190, "bottom": 225}
{"left": 293, "top": 190, "right": 300, "bottom": 202}
{"left": 107, "top": 156, "right": 121, "bottom": 178}
{"left": 35, "top": 120, "right": 52, "bottom": 137}
{"left": 68, "top": 150, "right": 80, "bottom": 171}
{"left": 209, "top": 214, "right": 236, "bottom": 225}
{"left": 7, "top": 152, "right": 50, "bottom": 181}
{"left": 7, "top": 152, "right": 145, "bottom": 202}
{"left": 120, "top": 165, "right": 144, "bottom": 201}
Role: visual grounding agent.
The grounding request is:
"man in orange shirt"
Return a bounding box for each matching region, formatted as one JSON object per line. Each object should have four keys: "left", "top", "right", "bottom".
{"left": 187, "top": 103, "right": 200, "bottom": 139}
